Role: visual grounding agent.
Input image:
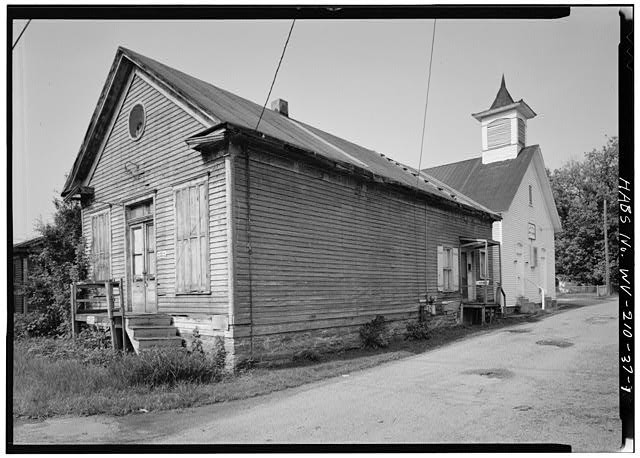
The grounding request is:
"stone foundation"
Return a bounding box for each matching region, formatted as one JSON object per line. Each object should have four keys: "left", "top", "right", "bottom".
{"left": 168, "top": 306, "right": 462, "bottom": 368}
{"left": 230, "top": 309, "right": 460, "bottom": 365}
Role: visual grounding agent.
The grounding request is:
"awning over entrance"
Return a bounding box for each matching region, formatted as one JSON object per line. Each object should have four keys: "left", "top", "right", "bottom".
{"left": 459, "top": 237, "right": 501, "bottom": 249}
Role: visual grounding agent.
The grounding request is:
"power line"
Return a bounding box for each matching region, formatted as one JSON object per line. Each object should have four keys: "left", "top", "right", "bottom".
{"left": 412, "top": 19, "right": 437, "bottom": 305}
{"left": 12, "top": 19, "right": 32, "bottom": 51}
{"left": 416, "top": 19, "right": 437, "bottom": 182}
{"left": 256, "top": 19, "right": 296, "bottom": 130}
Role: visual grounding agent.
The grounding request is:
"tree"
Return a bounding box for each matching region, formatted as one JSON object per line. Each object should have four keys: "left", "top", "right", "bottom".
{"left": 23, "top": 197, "right": 89, "bottom": 336}
{"left": 548, "top": 137, "right": 619, "bottom": 290}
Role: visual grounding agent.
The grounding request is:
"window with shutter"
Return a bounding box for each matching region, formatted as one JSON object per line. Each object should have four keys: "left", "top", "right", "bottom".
{"left": 91, "top": 210, "right": 111, "bottom": 280}
{"left": 174, "top": 179, "right": 210, "bottom": 293}
{"left": 438, "top": 245, "right": 458, "bottom": 292}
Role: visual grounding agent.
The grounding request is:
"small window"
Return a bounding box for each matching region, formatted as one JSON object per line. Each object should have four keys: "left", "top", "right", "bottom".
{"left": 128, "top": 103, "right": 146, "bottom": 141}
{"left": 531, "top": 246, "right": 538, "bottom": 268}
{"left": 443, "top": 248, "right": 453, "bottom": 290}
{"left": 528, "top": 185, "right": 533, "bottom": 206}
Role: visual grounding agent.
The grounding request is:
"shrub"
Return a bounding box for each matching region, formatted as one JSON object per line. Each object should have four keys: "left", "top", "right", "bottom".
{"left": 405, "top": 321, "right": 430, "bottom": 341}
{"left": 108, "top": 348, "right": 224, "bottom": 387}
{"left": 292, "top": 349, "right": 321, "bottom": 363}
{"left": 24, "top": 197, "right": 89, "bottom": 338}
{"left": 17, "top": 308, "right": 68, "bottom": 338}
{"left": 13, "top": 313, "right": 36, "bottom": 339}
{"left": 359, "top": 315, "right": 389, "bottom": 349}
{"left": 235, "top": 357, "right": 256, "bottom": 372}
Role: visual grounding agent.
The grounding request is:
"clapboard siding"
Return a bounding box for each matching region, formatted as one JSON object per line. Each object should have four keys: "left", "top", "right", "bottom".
{"left": 500, "top": 163, "right": 556, "bottom": 305}
{"left": 232, "top": 146, "right": 493, "bottom": 332}
{"left": 82, "top": 73, "right": 228, "bottom": 315}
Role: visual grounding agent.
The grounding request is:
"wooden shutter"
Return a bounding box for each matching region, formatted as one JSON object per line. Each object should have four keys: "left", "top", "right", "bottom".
{"left": 175, "top": 179, "right": 209, "bottom": 293}
{"left": 437, "top": 245, "right": 444, "bottom": 292}
{"left": 487, "top": 118, "right": 510, "bottom": 149}
{"left": 452, "top": 247, "right": 459, "bottom": 291}
{"left": 91, "top": 211, "right": 110, "bottom": 281}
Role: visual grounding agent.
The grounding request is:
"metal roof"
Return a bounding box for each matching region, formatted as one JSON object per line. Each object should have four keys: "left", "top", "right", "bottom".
{"left": 63, "top": 47, "right": 500, "bottom": 220}
{"left": 423, "top": 146, "right": 539, "bottom": 212}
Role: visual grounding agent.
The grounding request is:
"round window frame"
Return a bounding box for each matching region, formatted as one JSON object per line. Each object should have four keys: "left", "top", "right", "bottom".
{"left": 128, "top": 103, "right": 147, "bottom": 141}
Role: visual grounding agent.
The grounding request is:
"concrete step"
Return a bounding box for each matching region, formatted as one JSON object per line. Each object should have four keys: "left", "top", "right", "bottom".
{"left": 135, "top": 336, "right": 184, "bottom": 350}
{"left": 128, "top": 325, "right": 177, "bottom": 339}
{"left": 126, "top": 314, "right": 172, "bottom": 327}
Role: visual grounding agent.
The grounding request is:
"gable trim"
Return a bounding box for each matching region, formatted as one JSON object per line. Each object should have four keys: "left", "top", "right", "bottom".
{"left": 530, "top": 151, "right": 562, "bottom": 232}
{"left": 83, "top": 69, "right": 136, "bottom": 188}
{"left": 135, "top": 70, "right": 214, "bottom": 127}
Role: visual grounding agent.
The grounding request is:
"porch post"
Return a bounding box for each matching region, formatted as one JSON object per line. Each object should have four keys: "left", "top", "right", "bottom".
{"left": 484, "top": 240, "right": 488, "bottom": 307}
{"left": 105, "top": 281, "right": 117, "bottom": 351}
{"left": 499, "top": 243, "right": 504, "bottom": 315}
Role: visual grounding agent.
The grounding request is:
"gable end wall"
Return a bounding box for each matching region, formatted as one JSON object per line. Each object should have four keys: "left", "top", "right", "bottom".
{"left": 81, "top": 73, "right": 228, "bottom": 316}
{"left": 500, "top": 162, "right": 556, "bottom": 305}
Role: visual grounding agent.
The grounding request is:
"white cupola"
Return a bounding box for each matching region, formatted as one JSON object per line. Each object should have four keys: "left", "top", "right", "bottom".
{"left": 472, "top": 76, "right": 536, "bottom": 164}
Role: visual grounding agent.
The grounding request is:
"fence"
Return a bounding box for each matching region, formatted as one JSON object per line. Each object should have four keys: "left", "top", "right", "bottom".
{"left": 557, "top": 283, "right": 608, "bottom": 295}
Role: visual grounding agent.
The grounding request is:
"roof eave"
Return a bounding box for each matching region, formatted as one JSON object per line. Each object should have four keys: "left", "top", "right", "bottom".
{"left": 472, "top": 100, "right": 537, "bottom": 121}
{"left": 221, "top": 123, "right": 501, "bottom": 222}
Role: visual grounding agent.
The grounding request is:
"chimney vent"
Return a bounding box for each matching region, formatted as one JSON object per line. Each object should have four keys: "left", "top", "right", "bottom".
{"left": 271, "top": 98, "right": 289, "bottom": 117}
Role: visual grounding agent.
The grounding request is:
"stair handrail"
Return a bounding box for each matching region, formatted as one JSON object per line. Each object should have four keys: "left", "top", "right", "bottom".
{"left": 523, "top": 277, "right": 546, "bottom": 310}
{"left": 496, "top": 284, "right": 507, "bottom": 315}
{"left": 70, "top": 279, "right": 123, "bottom": 342}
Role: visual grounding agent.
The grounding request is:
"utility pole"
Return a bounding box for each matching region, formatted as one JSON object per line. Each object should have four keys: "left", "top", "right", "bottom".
{"left": 604, "top": 199, "right": 609, "bottom": 295}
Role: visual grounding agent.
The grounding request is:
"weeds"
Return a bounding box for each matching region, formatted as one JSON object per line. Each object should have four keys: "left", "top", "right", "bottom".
{"left": 108, "top": 348, "right": 225, "bottom": 388}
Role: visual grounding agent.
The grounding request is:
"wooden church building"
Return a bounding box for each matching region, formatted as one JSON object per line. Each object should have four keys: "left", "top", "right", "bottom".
{"left": 62, "top": 47, "right": 502, "bottom": 363}
{"left": 425, "top": 77, "right": 562, "bottom": 311}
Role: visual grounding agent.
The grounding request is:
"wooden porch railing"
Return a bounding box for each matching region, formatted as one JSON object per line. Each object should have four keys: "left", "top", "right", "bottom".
{"left": 70, "top": 279, "right": 125, "bottom": 350}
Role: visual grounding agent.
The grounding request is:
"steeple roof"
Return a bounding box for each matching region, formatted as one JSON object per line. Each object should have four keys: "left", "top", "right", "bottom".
{"left": 490, "top": 75, "right": 515, "bottom": 110}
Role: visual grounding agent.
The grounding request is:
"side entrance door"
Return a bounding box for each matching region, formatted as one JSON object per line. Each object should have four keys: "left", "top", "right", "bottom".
{"left": 130, "top": 221, "right": 157, "bottom": 313}
{"left": 466, "top": 251, "right": 476, "bottom": 301}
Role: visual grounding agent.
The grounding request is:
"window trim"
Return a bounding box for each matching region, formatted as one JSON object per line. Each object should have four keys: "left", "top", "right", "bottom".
{"left": 128, "top": 102, "right": 147, "bottom": 142}
{"left": 173, "top": 176, "right": 210, "bottom": 295}
{"left": 528, "top": 184, "right": 533, "bottom": 206}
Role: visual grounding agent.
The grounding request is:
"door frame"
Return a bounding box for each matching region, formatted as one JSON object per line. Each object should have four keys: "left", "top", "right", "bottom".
{"left": 123, "top": 193, "right": 157, "bottom": 313}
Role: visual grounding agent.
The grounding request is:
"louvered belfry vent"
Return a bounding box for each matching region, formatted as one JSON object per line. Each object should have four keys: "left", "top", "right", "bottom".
{"left": 471, "top": 76, "right": 536, "bottom": 164}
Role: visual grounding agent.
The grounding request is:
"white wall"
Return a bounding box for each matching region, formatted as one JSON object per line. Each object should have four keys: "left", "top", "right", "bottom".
{"left": 500, "top": 162, "right": 557, "bottom": 306}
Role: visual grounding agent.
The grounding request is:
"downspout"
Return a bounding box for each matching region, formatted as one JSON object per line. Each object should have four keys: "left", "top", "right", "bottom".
{"left": 243, "top": 145, "right": 254, "bottom": 357}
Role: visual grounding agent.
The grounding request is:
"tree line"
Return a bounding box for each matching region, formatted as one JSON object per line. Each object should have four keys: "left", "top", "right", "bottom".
{"left": 548, "top": 136, "right": 619, "bottom": 291}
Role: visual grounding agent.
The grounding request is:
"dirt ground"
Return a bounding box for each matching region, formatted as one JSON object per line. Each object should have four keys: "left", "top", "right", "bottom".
{"left": 12, "top": 297, "right": 621, "bottom": 451}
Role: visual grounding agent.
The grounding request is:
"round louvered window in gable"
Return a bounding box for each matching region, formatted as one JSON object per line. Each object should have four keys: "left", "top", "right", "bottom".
{"left": 128, "top": 103, "right": 146, "bottom": 141}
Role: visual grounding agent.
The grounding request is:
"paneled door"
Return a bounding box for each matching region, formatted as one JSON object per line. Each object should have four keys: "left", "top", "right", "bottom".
{"left": 130, "top": 221, "right": 157, "bottom": 313}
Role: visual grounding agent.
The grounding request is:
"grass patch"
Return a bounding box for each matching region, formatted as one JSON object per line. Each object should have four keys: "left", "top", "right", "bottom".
{"left": 12, "top": 311, "right": 557, "bottom": 419}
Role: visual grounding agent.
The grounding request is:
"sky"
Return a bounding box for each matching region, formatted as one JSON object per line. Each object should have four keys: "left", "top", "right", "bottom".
{"left": 11, "top": 7, "right": 620, "bottom": 242}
